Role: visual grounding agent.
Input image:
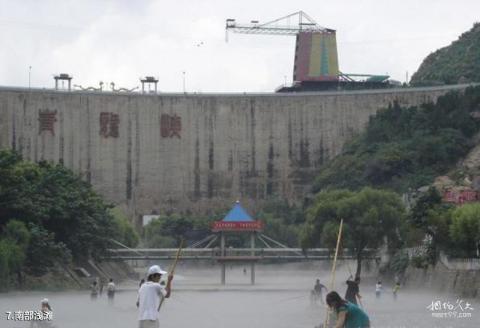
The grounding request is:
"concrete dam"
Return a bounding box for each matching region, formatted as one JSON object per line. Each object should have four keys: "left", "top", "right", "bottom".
{"left": 0, "top": 85, "right": 470, "bottom": 221}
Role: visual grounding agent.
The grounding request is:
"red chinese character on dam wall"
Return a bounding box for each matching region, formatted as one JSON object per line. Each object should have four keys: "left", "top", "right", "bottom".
{"left": 99, "top": 112, "right": 120, "bottom": 138}
{"left": 38, "top": 110, "right": 57, "bottom": 135}
{"left": 160, "top": 114, "right": 181, "bottom": 138}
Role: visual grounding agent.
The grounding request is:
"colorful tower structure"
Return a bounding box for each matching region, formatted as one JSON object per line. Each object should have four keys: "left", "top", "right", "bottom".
{"left": 293, "top": 30, "right": 339, "bottom": 82}
{"left": 226, "top": 11, "right": 339, "bottom": 83}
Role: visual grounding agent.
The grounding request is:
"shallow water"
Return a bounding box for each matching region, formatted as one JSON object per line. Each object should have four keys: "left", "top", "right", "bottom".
{"left": 1, "top": 264, "right": 478, "bottom": 328}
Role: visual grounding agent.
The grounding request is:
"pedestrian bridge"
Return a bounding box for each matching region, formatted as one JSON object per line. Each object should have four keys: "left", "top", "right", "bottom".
{"left": 104, "top": 247, "right": 377, "bottom": 262}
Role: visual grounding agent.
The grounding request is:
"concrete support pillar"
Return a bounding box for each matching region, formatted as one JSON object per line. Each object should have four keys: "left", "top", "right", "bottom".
{"left": 221, "top": 232, "right": 225, "bottom": 256}
{"left": 220, "top": 232, "right": 226, "bottom": 285}
{"left": 250, "top": 232, "right": 255, "bottom": 285}
{"left": 250, "top": 263, "right": 255, "bottom": 285}
{"left": 221, "top": 263, "right": 226, "bottom": 285}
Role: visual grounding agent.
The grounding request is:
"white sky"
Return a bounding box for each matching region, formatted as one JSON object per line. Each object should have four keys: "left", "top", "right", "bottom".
{"left": 0, "top": 0, "right": 479, "bottom": 92}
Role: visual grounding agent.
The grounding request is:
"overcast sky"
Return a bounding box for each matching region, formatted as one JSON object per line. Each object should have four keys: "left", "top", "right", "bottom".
{"left": 0, "top": 0, "right": 479, "bottom": 92}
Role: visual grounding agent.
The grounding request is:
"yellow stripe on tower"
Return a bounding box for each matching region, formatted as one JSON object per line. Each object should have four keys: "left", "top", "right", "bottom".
{"left": 308, "top": 33, "right": 323, "bottom": 77}
{"left": 308, "top": 33, "right": 339, "bottom": 78}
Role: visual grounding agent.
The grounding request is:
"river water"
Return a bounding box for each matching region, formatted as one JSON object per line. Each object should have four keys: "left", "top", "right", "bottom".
{"left": 1, "top": 263, "right": 478, "bottom": 328}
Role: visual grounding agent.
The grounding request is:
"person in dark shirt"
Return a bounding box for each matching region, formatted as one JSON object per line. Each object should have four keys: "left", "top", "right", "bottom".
{"left": 345, "top": 276, "right": 361, "bottom": 305}
{"left": 311, "top": 279, "right": 328, "bottom": 304}
{"left": 326, "top": 291, "right": 370, "bottom": 328}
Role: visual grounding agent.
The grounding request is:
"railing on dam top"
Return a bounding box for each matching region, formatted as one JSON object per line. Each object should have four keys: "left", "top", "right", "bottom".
{"left": 0, "top": 83, "right": 476, "bottom": 98}
{"left": 104, "top": 247, "right": 377, "bottom": 261}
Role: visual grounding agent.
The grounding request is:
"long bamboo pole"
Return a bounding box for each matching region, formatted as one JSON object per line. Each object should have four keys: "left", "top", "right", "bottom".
{"left": 169, "top": 239, "right": 185, "bottom": 275}
{"left": 323, "top": 219, "right": 344, "bottom": 328}
{"left": 159, "top": 239, "right": 184, "bottom": 309}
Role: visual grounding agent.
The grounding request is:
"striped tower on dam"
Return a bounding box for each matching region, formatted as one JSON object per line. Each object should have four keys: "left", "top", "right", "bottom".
{"left": 293, "top": 30, "right": 339, "bottom": 82}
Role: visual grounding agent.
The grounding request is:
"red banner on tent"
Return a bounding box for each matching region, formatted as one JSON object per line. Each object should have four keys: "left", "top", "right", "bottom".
{"left": 211, "top": 221, "right": 263, "bottom": 232}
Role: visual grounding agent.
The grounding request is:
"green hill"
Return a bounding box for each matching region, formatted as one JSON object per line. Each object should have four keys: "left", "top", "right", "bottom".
{"left": 410, "top": 23, "right": 480, "bottom": 85}
{"left": 313, "top": 86, "right": 480, "bottom": 193}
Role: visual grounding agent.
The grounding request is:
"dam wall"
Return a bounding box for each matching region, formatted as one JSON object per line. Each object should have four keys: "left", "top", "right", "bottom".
{"left": 0, "top": 85, "right": 470, "bottom": 222}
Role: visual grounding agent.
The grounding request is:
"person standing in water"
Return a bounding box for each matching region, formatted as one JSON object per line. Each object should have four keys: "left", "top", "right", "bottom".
{"left": 345, "top": 276, "right": 361, "bottom": 305}
{"left": 31, "top": 299, "right": 53, "bottom": 328}
{"left": 326, "top": 291, "right": 370, "bottom": 328}
{"left": 392, "top": 282, "right": 400, "bottom": 300}
{"left": 375, "top": 281, "right": 382, "bottom": 299}
{"left": 99, "top": 278, "right": 104, "bottom": 296}
{"left": 107, "top": 278, "right": 116, "bottom": 303}
{"left": 90, "top": 280, "right": 99, "bottom": 300}
{"left": 41, "top": 298, "right": 52, "bottom": 312}
{"left": 137, "top": 265, "right": 173, "bottom": 328}
{"left": 312, "top": 279, "right": 328, "bottom": 304}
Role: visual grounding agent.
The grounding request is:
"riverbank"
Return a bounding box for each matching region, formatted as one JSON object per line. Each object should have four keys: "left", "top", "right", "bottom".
{"left": 404, "top": 261, "right": 480, "bottom": 300}
{"left": 2, "top": 260, "right": 137, "bottom": 292}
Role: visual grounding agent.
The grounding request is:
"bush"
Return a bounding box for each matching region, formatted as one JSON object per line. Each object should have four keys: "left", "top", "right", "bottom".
{"left": 110, "top": 207, "right": 139, "bottom": 248}
{"left": 449, "top": 203, "right": 480, "bottom": 257}
{"left": 143, "top": 216, "right": 196, "bottom": 248}
{"left": 411, "top": 255, "right": 429, "bottom": 269}
{"left": 389, "top": 250, "right": 409, "bottom": 274}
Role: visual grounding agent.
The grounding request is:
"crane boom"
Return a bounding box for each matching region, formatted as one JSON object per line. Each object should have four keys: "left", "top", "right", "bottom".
{"left": 225, "top": 11, "right": 333, "bottom": 38}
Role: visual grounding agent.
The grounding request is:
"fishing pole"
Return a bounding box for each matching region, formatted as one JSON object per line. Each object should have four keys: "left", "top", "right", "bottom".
{"left": 323, "top": 218, "right": 344, "bottom": 328}
{"left": 158, "top": 239, "right": 184, "bottom": 310}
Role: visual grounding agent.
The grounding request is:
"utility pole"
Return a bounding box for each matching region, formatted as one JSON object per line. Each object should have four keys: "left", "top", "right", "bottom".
{"left": 28, "top": 66, "right": 32, "bottom": 89}
{"left": 182, "top": 71, "right": 186, "bottom": 93}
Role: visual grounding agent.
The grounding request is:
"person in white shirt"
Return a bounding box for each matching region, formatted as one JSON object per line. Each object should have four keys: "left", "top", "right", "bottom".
{"left": 107, "top": 278, "right": 116, "bottom": 304}
{"left": 137, "top": 265, "right": 173, "bottom": 328}
{"left": 375, "top": 281, "right": 382, "bottom": 299}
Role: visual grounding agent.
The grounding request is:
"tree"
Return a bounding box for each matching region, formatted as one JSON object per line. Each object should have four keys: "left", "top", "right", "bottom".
{"left": 25, "top": 224, "right": 71, "bottom": 276}
{"left": 408, "top": 187, "right": 453, "bottom": 262}
{"left": 0, "top": 220, "right": 30, "bottom": 286}
{"left": 258, "top": 212, "right": 300, "bottom": 247}
{"left": 143, "top": 216, "right": 194, "bottom": 248}
{"left": 301, "top": 187, "right": 405, "bottom": 277}
{"left": 450, "top": 203, "right": 480, "bottom": 257}
{"left": 110, "top": 207, "right": 139, "bottom": 248}
{"left": 0, "top": 150, "right": 121, "bottom": 261}
{"left": 143, "top": 218, "right": 176, "bottom": 248}
{"left": 160, "top": 216, "right": 194, "bottom": 245}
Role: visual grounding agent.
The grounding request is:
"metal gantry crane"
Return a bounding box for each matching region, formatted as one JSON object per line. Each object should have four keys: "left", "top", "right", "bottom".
{"left": 225, "top": 11, "right": 340, "bottom": 85}
{"left": 226, "top": 11, "right": 391, "bottom": 91}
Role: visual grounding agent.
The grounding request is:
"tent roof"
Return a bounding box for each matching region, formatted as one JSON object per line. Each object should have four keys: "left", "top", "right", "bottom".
{"left": 223, "top": 201, "right": 254, "bottom": 222}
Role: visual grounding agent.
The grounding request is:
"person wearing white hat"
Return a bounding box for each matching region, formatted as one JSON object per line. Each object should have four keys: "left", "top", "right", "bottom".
{"left": 136, "top": 265, "right": 173, "bottom": 328}
{"left": 41, "top": 298, "right": 52, "bottom": 312}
